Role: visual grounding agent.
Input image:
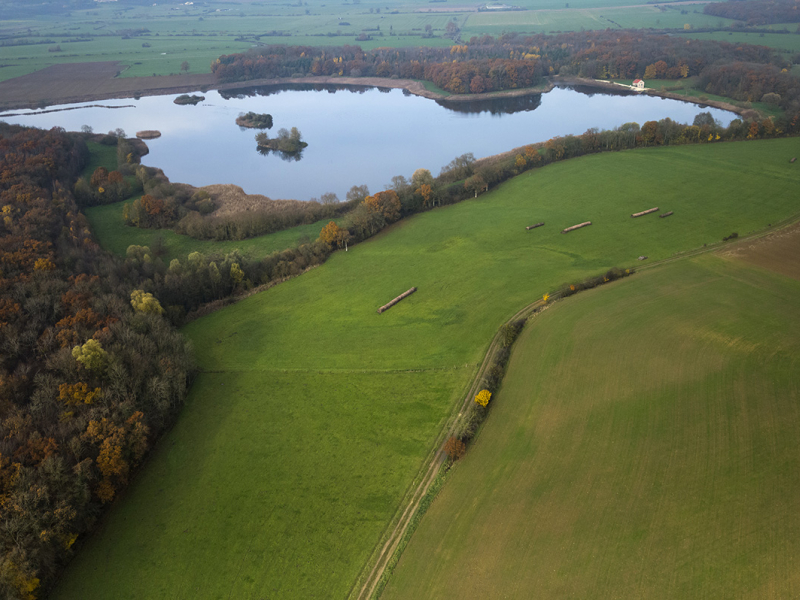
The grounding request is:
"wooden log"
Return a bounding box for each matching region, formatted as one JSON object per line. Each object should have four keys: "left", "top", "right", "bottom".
{"left": 631, "top": 207, "right": 659, "bottom": 218}
{"left": 659, "top": 211, "right": 674, "bottom": 218}
{"left": 377, "top": 287, "right": 417, "bottom": 314}
{"left": 790, "top": 157, "right": 797, "bottom": 163}
{"left": 561, "top": 221, "right": 591, "bottom": 234}
{"left": 526, "top": 222, "right": 544, "bottom": 231}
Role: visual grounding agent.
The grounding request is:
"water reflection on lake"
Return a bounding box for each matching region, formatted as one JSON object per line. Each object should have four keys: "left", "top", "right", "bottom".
{"left": 1, "top": 85, "right": 735, "bottom": 201}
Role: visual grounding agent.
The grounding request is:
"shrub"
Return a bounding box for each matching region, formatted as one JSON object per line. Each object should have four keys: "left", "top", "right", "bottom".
{"left": 444, "top": 436, "right": 466, "bottom": 461}
{"left": 475, "top": 389, "right": 492, "bottom": 407}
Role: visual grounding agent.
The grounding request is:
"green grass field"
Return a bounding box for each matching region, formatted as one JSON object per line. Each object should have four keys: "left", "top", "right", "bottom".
{"left": 382, "top": 251, "right": 800, "bottom": 599}
{"left": 461, "top": 6, "right": 736, "bottom": 38}
{"left": 51, "top": 138, "right": 800, "bottom": 599}
{"left": 0, "top": 0, "right": 756, "bottom": 84}
{"left": 79, "top": 140, "right": 117, "bottom": 180}
{"left": 677, "top": 30, "right": 800, "bottom": 53}
{"left": 85, "top": 200, "right": 336, "bottom": 262}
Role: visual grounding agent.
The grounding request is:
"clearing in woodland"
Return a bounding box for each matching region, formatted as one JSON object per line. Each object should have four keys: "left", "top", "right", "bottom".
{"left": 52, "top": 138, "right": 800, "bottom": 599}
{"left": 382, "top": 247, "right": 800, "bottom": 599}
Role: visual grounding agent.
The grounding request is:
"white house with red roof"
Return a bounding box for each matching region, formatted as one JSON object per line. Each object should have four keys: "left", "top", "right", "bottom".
{"left": 632, "top": 79, "right": 645, "bottom": 91}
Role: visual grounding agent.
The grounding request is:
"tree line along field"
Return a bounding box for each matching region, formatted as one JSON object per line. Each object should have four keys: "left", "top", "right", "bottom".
{"left": 382, "top": 248, "right": 800, "bottom": 599}
{"left": 3, "top": 0, "right": 800, "bottom": 85}
{"left": 51, "top": 137, "right": 800, "bottom": 599}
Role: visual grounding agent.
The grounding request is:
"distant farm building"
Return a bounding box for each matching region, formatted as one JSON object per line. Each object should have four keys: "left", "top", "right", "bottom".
{"left": 632, "top": 79, "right": 645, "bottom": 91}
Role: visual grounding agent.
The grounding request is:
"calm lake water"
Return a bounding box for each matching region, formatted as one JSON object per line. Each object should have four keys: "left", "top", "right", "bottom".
{"left": 1, "top": 85, "right": 735, "bottom": 201}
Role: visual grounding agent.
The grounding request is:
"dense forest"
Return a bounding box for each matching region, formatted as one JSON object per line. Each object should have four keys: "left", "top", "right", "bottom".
{"left": 211, "top": 30, "right": 797, "bottom": 108}
{"left": 704, "top": 0, "right": 800, "bottom": 25}
{"left": 0, "top": 124, "right": 193, "bottom": 599}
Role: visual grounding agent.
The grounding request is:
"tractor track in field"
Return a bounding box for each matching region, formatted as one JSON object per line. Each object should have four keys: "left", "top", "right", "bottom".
{"left": 351, "top": 214, "right": 800, "bottom": 600}
{"left": 351, "top": 298, "right": 545, "bottom": 600}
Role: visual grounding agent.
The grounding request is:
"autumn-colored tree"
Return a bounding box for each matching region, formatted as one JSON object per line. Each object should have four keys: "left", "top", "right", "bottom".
{"left": 444, "top": 436, "right": 466, "bottom": 461}
{"left": 464, "top": 174, "right": 487, "bottom": 198}
{"left": 58, "top": 382, "right": 102, "bottom": 406}
{"left": 524, "top": 145, "right": 541, "bottom": 163}
{"left": 141, "top": 194, "right": 164, "bottom": 216}
{"left": 475, "top": 389, "right": 492, "bottom": 407}
{"left": 416, "top": 184, "right": 433, "bottom": 207}
{"left": 72, "top": 339, "right": 108, "bottom": 373}
{"left": 90, "top": 167, "right": 108, "bottom": 189}
{"left": 318, "top": 220, "right": 345, "bottom": 246}
{"left": 365, "top": 190, "right": 401, "bottom": 222}
{"left": 83, "top": 412, "right": 149, "bottom": 503}
{"left": 130, "top": 289, "right": 165, "bottom": 315}
{"left": 411, "top": 168, "right": 434, "bottom": 189}
{"left": 230, "top": 262, "right": 245, "bottom": 285}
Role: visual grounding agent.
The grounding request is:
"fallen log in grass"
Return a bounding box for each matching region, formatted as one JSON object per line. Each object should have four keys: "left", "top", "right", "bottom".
{"left": 660, "top": 211, "right": 674, "bottom": 218}
{"left": 631, "top": 207, "right": 659, "bottom": 218}
{"left": 526, "top": 222, "right": 544, "bottom": 231}
{"left": 561, "top": 221, "right": 591, "bottom": 234}
{"left": 377, "top": 287, "right": 417, "bottom": 314}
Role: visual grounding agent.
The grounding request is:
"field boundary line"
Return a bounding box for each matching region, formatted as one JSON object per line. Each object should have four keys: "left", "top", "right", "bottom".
{"left": 351, "top": 299, "right": 545, "bottom": 600}
{"left": 196, "top": 364, "right": 475, "bottom": 375}
{"left": 351, "top": 215, "right": 800, "bottom": 600}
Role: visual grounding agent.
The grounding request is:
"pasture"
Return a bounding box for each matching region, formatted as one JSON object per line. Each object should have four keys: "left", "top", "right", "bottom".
{"left": 382, "top": 250, "right": 800, "bottom": 599}
{"left": 677, "top": 30, "right": 800, "bottom": 53}
{"left": 460, "top": 6, "right": 737, "bottom": 38}
{"left": 0, "top": 0, "right": 750, "bottom": 87}
{"left": 51, "top": 138, "right": 800, "bottom": 599}
{"left": 85, "top": 200, "right": 335, "bottom": 263}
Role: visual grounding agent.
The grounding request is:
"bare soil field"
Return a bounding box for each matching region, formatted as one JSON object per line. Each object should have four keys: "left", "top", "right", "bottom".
{"left": 722, "top": 220, "right": 800, "bottom": 281}
{"left": 0, "top": 62, "right": 214, "bottom": 110}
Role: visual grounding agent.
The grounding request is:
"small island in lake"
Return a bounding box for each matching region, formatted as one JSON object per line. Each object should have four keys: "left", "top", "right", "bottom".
{"left": 174, "top": 94, "right": 205, "bottom": 105}
{"left": 255, "top": 127, "right": 307, "bottom": 157}
{"left": 136, "top": 130, "right": 161, "bottom": 139}
{"left": 236, "top": 111, "right": 273, "bottom": 129}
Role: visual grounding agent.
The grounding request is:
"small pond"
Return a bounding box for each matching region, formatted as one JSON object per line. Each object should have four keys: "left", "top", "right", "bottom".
{"left": 1, "top": 84, "right": 735, "bottom": 201}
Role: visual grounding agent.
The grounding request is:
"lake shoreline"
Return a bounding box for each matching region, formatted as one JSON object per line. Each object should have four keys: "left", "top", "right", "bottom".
{"left": 0, "top": 63, "right": 748, "bottom": 118}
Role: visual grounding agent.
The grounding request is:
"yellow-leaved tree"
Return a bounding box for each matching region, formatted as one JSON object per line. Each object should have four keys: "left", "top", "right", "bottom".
{"left": 72, "top": 339, "right": 108, "bottom": 373}
{"left": 475, "top": 389, "right": 492, "bottom": 407}
{"left": 130, "top": 289, "right": 164, "bottom": 315}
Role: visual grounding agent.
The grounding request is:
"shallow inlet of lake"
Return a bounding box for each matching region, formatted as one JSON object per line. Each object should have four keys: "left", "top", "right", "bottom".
{"left": 0, "top": 84, "right": 735, "bottom": 201}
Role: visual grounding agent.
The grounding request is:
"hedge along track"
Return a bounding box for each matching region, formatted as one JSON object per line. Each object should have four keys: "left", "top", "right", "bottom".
{"left": 351, "top": 213, "right": 800, "bottom": 600}
{"left": 351, "top": 298, "right": 547, "bottom": 600}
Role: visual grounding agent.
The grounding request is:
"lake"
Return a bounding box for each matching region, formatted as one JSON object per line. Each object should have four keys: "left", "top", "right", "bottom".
{"left": 0, "top": 85, "right": 735, "bottom": 201}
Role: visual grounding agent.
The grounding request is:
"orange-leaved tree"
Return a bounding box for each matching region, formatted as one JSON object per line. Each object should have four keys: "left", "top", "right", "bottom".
{"left": 444, "top": 436, "right": 466, "bottom": 461}
{"left": 365, "top": 190, "right": 401, "bottom": 223}
{"left": 319, "top": 221, "right": 343, "bottom": 246}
